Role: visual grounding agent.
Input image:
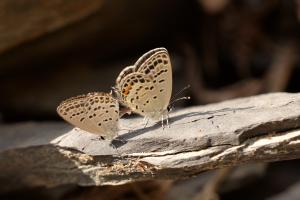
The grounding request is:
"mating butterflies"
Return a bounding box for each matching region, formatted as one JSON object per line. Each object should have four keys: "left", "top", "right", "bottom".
{"left": 115, "top": 48, "right": 172, "bottom": 124}
{"left": 57, "top": 47, "right": 173, "bottom": 138}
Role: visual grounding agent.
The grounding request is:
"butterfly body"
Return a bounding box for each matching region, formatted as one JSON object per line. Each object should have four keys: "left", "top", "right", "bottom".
{"left": 115, "top": 48, "right": 172, "bottom": 122}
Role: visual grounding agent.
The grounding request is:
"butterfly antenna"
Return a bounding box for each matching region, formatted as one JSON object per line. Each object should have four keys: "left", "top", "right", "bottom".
{"left": 168, "top": 85, "right": 191, "bottom": 112}
{"left": 170, "top": 96, "right": 190, "bottom": 106}
{"left": 170, "top": 84, "right": 191, "bottom": 102}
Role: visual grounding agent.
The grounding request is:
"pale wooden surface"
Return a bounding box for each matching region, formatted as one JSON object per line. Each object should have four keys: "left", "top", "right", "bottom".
{"left": 0, "top": 92, "right": 300, "bottom": 192}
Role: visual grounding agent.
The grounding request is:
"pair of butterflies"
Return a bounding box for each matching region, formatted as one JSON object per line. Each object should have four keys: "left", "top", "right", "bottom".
{"left": 57, "top": 47, "right": 172, "bottom": 140}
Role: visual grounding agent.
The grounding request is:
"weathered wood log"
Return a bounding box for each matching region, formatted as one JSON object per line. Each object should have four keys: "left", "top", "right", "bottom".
{"left": 0, "top": 92, "right": 300, "bottom": 192}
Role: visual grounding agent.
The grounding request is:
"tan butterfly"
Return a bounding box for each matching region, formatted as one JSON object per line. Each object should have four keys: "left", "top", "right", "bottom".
{"left": 115, "top": 47, "right": 172, "bottom": 127}
{"left": 57, "top": 92, "right": 119, "bottom": 139}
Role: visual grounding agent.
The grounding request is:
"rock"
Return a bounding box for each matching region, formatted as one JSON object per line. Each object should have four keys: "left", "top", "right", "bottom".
{"left": 0, "top": 92, "right": 300, "bottom": 192}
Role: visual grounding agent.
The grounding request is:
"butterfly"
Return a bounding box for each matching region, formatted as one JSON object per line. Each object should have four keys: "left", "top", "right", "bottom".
{"left": 57, "top": 92, "right": 119, "bottom": 140}
{"left": 115, "top": 47, "right": 172, "bottom": 127}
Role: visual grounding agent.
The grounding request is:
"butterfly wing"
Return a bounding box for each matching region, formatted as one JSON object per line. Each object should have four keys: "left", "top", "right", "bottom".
{"left": 57, "top": 92, "right": 119, "bottom": 139}
{"left": 115, "top": 65, "right": 136, "bottom": 105}
{"left": 134, "top": 48, "right": 167, "bottom": 69}
{"left": 135, "top": 48, "right": 172, "bottom": 114}
{"left": 115, "top": 48, "right": 172, "bottom": 120}
{"left": 57, "top": 94, "right": 87, "bottom": 128}
{"left": 116, "top": 65, "right": 135, "bottom": 87}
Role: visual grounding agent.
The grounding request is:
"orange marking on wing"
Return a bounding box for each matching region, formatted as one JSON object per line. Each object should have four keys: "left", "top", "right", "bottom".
{"left": 123, "top": 86, "right": 132, "bottom": 96}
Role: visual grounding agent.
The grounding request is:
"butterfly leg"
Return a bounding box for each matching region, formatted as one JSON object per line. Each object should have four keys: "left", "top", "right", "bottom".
{"left": 166, "top": 113, "right": 170, "bottom": 128}
{"left": 161, "top": 115, "right": 165, "bottom": 129}
{"left": 143, "top": 117, "right": 150, "bottom": 128}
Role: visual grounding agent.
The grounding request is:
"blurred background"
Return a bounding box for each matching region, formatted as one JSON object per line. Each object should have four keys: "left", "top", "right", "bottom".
{"left": 1, "top": 0, "right": 300, "bottom": 199}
